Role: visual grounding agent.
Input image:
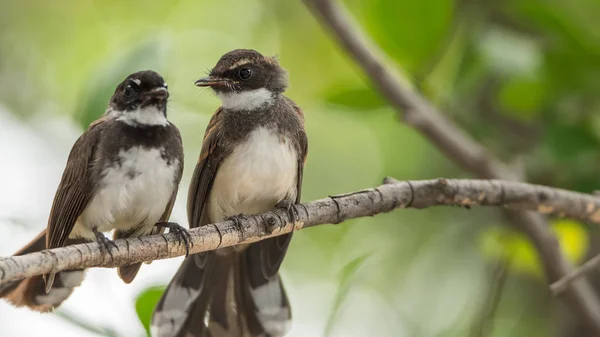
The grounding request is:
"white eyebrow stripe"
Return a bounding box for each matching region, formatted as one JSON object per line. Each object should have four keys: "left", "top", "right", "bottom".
{"left": 227, "top": 59, "right": 252, "bottom": 70}
{"left": 131, "top": 78, "right": 142, "bottom": 86}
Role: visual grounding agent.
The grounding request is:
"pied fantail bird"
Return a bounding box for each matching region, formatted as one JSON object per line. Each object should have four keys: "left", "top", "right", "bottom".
{"left": 152, "top": 49, "right": 308, "bottom": 337}
{"left": 0, "top": 70, "right": 189, "bottom": 312}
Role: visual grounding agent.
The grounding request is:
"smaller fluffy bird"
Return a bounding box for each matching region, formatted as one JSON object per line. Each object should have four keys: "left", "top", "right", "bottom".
{"left": 0, "top": 70, "right": 188, "bottom": 312}
{"left": 152, "top": 49, "right": 308, "bottom": 337}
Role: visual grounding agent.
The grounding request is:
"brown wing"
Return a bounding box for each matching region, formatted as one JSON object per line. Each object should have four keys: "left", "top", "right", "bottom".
{"left": 157, "top": 122, "right": 185, "bottom": 226}
{"left": 187, "top": 107, "right": 228, "bottom": 229}
{"left": 293, "top": 102, "right": 308, "bottom": 204}
{"left": 46, "top": 118, "right": 107, "bottom": 250}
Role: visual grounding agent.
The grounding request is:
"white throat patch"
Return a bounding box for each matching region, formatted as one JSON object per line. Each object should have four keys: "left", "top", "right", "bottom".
{"left": 217, "top": 88, "right": 273, "bottom": 111}
{"left": 114, "top": 106, "right": 169, "bottom": 127}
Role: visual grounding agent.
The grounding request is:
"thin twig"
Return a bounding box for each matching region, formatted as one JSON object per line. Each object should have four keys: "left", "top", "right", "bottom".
{"left": 54, "top": 309, "right": 125, "bottom": 337}
{"left": 552, "top": 254, "right": 600, "bottom": 296}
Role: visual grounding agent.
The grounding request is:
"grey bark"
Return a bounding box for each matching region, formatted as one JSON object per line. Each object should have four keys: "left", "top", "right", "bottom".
{"left": 1, "top": 178, "right": 600, "bottom": 292}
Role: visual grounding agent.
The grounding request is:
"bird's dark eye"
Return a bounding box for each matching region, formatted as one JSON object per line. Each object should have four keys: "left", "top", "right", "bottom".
{"left": 124, "top": 84, "right": 134, "bottom": 97}
{"left": 238, "top": 68, "right": 252, "bottom": 80}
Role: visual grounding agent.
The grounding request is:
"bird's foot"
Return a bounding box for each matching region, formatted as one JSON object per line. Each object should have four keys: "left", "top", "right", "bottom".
{"left": 224, "top": 213, "right": 249, "bottom": 239}
{"left": 156, "top": 222, "right": 192, "bottom": 257}
{"left": 93, "top": 228, "right": 118, "bottom": 258}
{"left": 276, "top": 200, "right": 301, "bottom": 225}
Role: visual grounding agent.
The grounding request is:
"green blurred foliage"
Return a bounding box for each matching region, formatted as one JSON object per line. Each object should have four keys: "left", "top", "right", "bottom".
{"left": 1, "top": 0, "right": 600, "bottom": 336}
{"left": 323, "top": 254, "right": 371, "bottom": 337}
{"left": 135, "top": 286, "right": 166, "bottom": 335}
{"left": 77, "top": 40, "right": 165, "bottom": 128}
{"left": 480, "top": 219, "right": 589, "bottom": 278}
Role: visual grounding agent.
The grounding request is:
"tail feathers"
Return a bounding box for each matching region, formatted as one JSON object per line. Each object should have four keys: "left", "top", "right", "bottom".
{"left": 207, "top": 253, "right": 245, "bottom": 337}
{"left": 239, "top": 239, "right": 292, "bottom": 337}
{"left": 0, "top": 230, "right": 47, "bottom": 298}
{"left": 239, "top": 273, "right": 291, "bottom": 337}
{"left": 151, "top": 252, "right": 215, "bottom": 337}
{"left": 114, "top": 229, "right": 143, "bottom": 284}
{"left": 0, "top": 229, "right": 86, "bottom": 312}
{"left": 151, "top": 246, "right": 291, "bottom": 337}
{"left": 4, "top": 269, "right": 85, "bottom": 312}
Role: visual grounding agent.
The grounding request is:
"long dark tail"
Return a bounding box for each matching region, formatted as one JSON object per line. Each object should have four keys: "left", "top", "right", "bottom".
{"left": 0, "top": 229, "right": 85, "bottom": 312}
{"left": 152, "top": 238, "right": 292, "bottom": 337}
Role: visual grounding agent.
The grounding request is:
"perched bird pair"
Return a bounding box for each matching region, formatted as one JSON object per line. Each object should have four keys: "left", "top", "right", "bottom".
{"left": 0, "top": 49, "right": 308, "bottom": 337}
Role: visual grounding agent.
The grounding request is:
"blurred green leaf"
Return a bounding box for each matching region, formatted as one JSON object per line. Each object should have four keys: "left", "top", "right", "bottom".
{"left": 569, "top": 172, "right": 600, "bottom": 194}
{"left": 136, "top": 286, "right": 166, "bottom": 336}
{"left": 497, "top": 77, "right": 545, "bottom": 121}
{"left": 589, "top": 112, "right": 600, "bottom": 142}
{"left": 509, "top": 0, "right": 600, "bottom": 59}
{"left": 509, "top": 0, "right": 600, "bottom": 101}
{"left": 324, "top": 85, "right": 386, "bottom": 111}
{"left": 544, "top": 122, "right": 599, "bottom": 160}
{"left": 324, "top": 254, "right": 370, "bottom": 337}
{"left": 364, "top": 0, "right": 454, "bottom": 73}
{"left": 423, "top": 22, "right": 468, "bottom": 103}
{"left": 480, "top": 219, "right": 589, "bottom": 278}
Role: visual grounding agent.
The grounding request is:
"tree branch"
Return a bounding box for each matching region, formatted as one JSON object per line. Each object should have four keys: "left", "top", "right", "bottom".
{"left": 3, "top": 178, "right": 600, "bottom": 287}
{"left": 552, "top": 254, "right": 600, "bottom": 296}
{"left": 302, "top": 0, "right": 600, "bottom": 332}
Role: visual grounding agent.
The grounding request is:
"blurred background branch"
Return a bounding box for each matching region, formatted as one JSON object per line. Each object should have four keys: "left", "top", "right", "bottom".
{"left": 302, "top": 0, "right": 600, "bottom": 334}
{"left": 552, "top": 252, "right": 600, "bottom": 296}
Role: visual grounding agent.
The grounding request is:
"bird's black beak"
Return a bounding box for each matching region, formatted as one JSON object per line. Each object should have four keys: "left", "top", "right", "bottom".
{"left": 144, "top": 87, "right": 169, "bottom": 101}
{"left": 195, "top": 76, "right": 228, "bottom": 87}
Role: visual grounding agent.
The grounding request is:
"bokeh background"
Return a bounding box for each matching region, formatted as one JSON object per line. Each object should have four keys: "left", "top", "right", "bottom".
{"left": 0, "top": 0, "right": 599, "bottom": 336}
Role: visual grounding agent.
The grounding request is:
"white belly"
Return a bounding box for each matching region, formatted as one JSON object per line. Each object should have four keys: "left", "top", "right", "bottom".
{"left": 208, "top": 127, "right": 298, "bottom": 222}
{"left": 73, "top": 146, "right": 178, "bottom": 240}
